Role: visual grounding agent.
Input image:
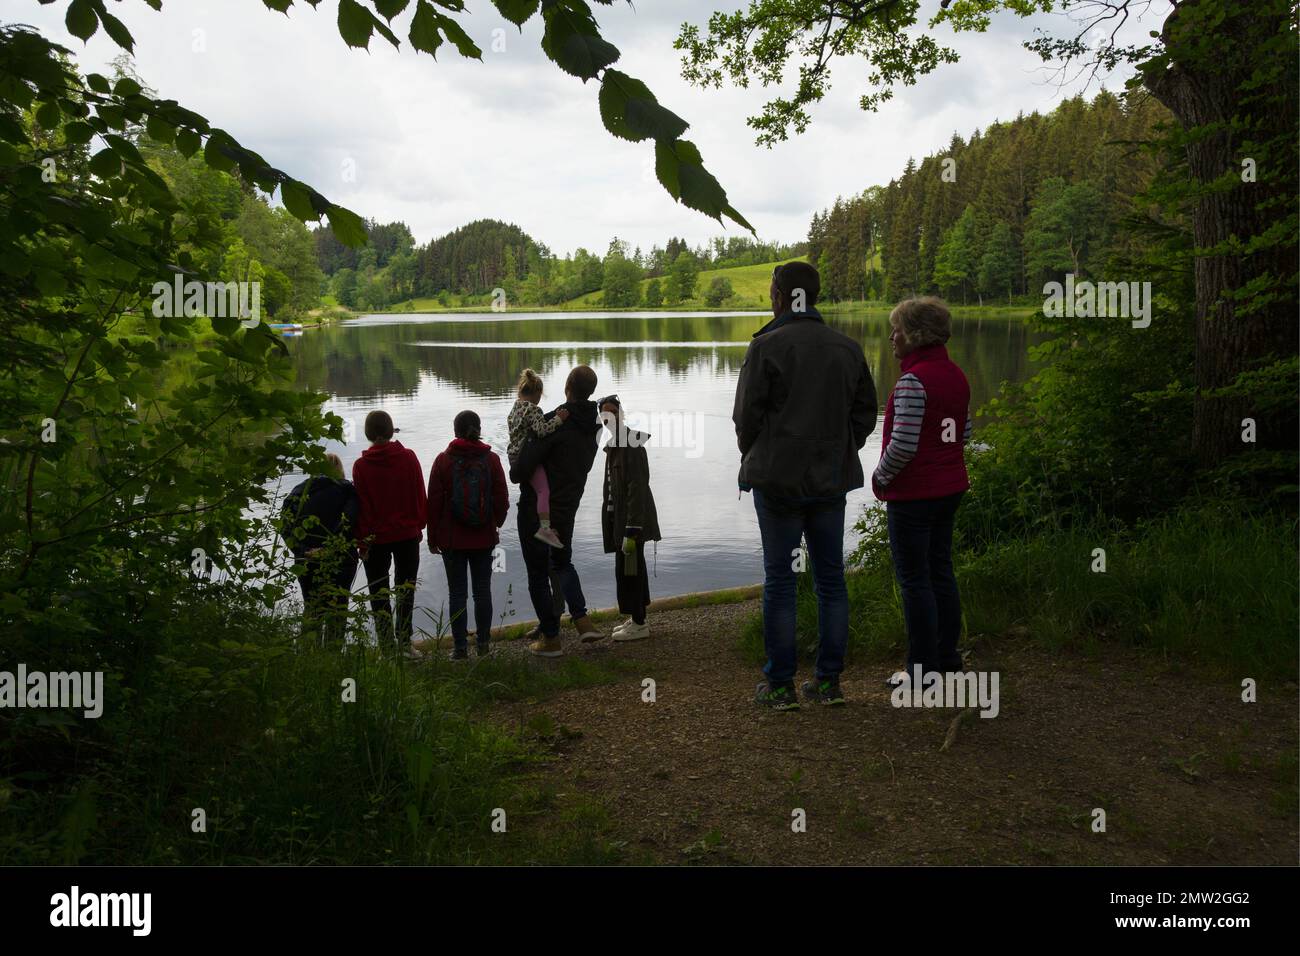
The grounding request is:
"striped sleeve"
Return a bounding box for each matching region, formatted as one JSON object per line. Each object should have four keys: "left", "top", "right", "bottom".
{"left": 873, "top": 372, "right": 926, "bottom": 488}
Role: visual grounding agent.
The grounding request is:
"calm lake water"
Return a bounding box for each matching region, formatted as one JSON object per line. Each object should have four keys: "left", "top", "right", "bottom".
{"left": 281, "top": 310, "right": 1039, "bottom": 630}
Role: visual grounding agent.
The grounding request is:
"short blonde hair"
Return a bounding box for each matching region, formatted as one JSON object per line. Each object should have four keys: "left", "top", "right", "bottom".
{"left": 324, "top": 452, "right": 344, "bottom": 479}
{"left": 889, "top": 296, "right": 952, "bottom": 348}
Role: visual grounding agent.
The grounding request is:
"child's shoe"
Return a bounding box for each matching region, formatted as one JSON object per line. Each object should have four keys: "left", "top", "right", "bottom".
{"left": 534, "top": 526, "right": 564, "bottom": 548}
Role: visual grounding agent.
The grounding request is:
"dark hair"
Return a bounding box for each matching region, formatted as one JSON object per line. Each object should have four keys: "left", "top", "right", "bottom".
{"left": 773, "top": 261, "right": 820, "bottom": 307}
{"left": 453, "top": 410, "right": 481, "bottom": 440}
{"left": 566, "top": 365, "right": 598, "bottom": 401}
{"left": 364, "top": 409, "right": 395, "bottom": 442}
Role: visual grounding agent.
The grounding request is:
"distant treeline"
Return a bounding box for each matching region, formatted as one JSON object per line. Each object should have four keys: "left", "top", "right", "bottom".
{"left": 313, "top": 218, "right": 806, "bottom": 309}
{"left": 808, "top": 90, "right": 1169, "bottom": 304}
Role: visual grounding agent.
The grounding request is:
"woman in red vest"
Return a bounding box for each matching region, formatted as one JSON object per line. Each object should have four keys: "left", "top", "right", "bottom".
{"left": 872, "top": 297, "right": 973, "bottom": 687}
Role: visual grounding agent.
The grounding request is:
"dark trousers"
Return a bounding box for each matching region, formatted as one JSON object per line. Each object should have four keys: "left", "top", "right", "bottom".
{"left": 885, "top": 492, "right": 965, "bottom": 674}
{"left": 441, "top": 548, "right": 494, "bottom": 652}
{"left": 297, "top": 553, "right": 359, "bottom": 646}
{"left": 519, "top": 512, "right": 585, "bottom": 639}
{"left": 363, "top": 537, "right": 421, "bottom": 647}
{"left": 753, "top": 490, "right": 850, "bottom": 684}
{"left": 615, "top": 541, "right": 650, "bottom": 625}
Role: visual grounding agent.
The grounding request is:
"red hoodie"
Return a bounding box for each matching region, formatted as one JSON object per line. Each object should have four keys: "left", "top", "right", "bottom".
{"left": 352, "top": 440, "right": 427, "bottom": 546}
{"left": 427, "top": 438, "right": 509, "bottom": 551}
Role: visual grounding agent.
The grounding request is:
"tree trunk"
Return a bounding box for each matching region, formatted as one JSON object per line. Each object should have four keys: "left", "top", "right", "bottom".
{"left": 1143, "top": 0, "right": 1298, "bottom": 466}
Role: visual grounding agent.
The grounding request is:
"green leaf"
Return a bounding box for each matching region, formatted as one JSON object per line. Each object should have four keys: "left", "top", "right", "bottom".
{"left": 492, "top": 0, "right": 539, "bottom": 27}
{"left": 337, "top": 0, "right": 375, "bottom": 49}
{"left": 374, "top": 0, "right": 410, "bottom": 19}
{"left": 541, "top": 4, "right": 618, "bottom": 80}
{"left": 65, "top": 0, "right": 99, "bottom": 42}
{"left": 654, "top": 138, "right": 752, "bottom": 233}
{"left": 435, "top": 14, "right": 481, "bottom": 59}
{"left": 409, "top": 0, "right": 444, "bottom": 56}
{"left": 63, "top": 121, "right": 95, "bottom": 145}
{"left": 145, "top": 114, "right": 176, "bottom": 144}
{"left": 327, "top": 205, "right": 368, "bottom": 247}
{"left": 88, "top": 147, "right": 120, "bottom": 178}
{"left": 98, "top": 10, "right": 136, "bottom": 52}
{"left": 175, "top": 128, "right": 201, "bottom": 157}
{"left": 598, "top": 69, "right": 688, "bottom": 143}
{"left": 86, "top": 73, "right": 111, "bottom": 95}
{"left": 281, "top": 180, "right": 323, "bottom": 222}
{"left": 113, "top": 77, "right": 143, "bottom": 97}
{"left": 35, "top": 102, "right": 61, "bottom": 130}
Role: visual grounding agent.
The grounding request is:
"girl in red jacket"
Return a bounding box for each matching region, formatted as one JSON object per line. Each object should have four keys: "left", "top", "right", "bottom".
{"left": 352, "top": 410, "right": 427, "bottom": 650}
{"left": 872, "top": 297, "right": 973, "bottom": 687}
{"left": 426, "top": 410, "right": 509, "bottom": 659}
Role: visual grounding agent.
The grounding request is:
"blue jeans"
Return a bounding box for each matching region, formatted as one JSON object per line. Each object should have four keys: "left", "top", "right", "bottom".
{"left": 753, "top": 489, "right": 850, "bottom": 685}
{"left": 885, "top": 492, "right": 965, "bottom": 673}
{"left": 441, "top": 548, "right": 494, "bottom": 651}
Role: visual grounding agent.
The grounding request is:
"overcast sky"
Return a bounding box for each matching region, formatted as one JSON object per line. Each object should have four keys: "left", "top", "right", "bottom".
{"left": 11, "top": 0, "right": 1166, "bottom": 255}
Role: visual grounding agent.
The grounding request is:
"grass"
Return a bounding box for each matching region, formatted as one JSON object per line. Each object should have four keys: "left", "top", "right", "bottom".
{"left": 562, "top": 257, "right": 809, "bottom": 310}
{"left": 739, "top": 501, "right": 1299, "bottom": 678}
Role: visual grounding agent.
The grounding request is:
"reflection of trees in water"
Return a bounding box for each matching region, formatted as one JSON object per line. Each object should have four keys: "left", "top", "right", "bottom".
{"left": 290, "top": 312, "right": 1043, "bottom": 408}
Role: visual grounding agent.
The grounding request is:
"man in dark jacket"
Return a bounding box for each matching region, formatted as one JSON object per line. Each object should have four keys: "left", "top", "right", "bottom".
{"left": 281, "top": 452, "right": 360, "bottom": 646}
{"left": 510, "top": 365, "right": 602, "bottom": 657}
{"left": 733, "top": 261, "right": 877, "bottom": 710}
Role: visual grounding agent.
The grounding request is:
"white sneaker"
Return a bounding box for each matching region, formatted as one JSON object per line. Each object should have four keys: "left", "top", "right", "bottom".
{"left": 609, "top": 617, "right": 635, "bottom": 638}
{"left": 613, "top": 621, "right": 650, "bottom": 642}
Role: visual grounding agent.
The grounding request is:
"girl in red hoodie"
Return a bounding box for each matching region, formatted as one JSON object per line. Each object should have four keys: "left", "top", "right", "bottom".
{"left": 426, "top": 410, "right": 509, "bottom": 659}
{"left": 352, "top": 410, "right": 427, "bottom": 650}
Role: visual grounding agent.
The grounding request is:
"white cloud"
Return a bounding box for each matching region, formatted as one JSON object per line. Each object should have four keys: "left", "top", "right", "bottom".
{"left": 13, "top": 0, "right": 1165, "bottom": 254}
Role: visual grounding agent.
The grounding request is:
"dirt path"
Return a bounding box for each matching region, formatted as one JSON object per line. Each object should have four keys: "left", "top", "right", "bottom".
{"left": 493, "top": 599, "right": 1298, "bottom": 865}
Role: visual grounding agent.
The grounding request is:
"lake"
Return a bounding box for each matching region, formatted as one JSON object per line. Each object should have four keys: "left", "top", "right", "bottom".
{"left": 281, "top": 309, "right": 1040, "bottom": 631}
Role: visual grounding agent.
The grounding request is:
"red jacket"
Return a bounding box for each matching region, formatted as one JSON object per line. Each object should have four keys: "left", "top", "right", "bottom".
{"left": 872, "top": 344, "right": 971, "bottom": 502}
{"left": 352, "top": 440, "right": 427, "bottom": 545}
{"left": 427, "top": 438, "right": 509, "bottom": 551}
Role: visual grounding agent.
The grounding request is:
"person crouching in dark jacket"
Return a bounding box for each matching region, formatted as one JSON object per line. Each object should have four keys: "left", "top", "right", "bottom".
{"left": 426, "top": 410, "right": 509, "bottom": 660}
{"left": 597, "top": 395, "right": 661, "bottom": 643}
{"left": 281, "top": 452, "right": 360, "bottom": 646}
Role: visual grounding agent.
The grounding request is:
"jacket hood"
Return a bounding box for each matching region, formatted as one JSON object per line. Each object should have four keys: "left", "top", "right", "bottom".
{"left": 360, "top": 439, "right": 411, "bottom": 466}
{"left": 561, "top": 399, "right": 602, "bottom": 434}
{"left": 447, "top": 437, "right": 490, "bottom": 455}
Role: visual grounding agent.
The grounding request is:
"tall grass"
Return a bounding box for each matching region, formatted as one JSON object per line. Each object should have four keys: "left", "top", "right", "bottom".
{"left": 740, "top": 502, "right": 1298, "bottom": 677}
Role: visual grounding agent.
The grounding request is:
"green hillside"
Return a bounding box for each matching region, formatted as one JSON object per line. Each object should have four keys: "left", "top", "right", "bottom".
{"left": 563, "top": 257, "right": 808, "bottom": 310}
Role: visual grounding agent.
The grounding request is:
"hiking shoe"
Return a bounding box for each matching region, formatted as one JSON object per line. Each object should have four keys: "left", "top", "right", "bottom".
{"left": 613, "top": 621, "right": 650, "bottom": 642}
{"left": 574, "top": 615, "right": 603, "bottom": 642}
{"left": 534, "top": 527, "right": 564, "bottom": 548}
{"left": 449, "top": 647, "right": 469, "bottom": 662}
{"left": 528, "top": 635, "right": 564, "bottom": 658}
{"left": 802, "top": 677, "right": 846, "bottom": 706}
{"left": 754, "top": 681, "right": 800, "bottom": 711}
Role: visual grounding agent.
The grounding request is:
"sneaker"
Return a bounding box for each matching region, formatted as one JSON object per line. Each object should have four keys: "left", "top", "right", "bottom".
{"left": 884, "top": 669, "right": 910, "bottom": 689}
{"left": 449, "top": 647, "right": 469, "bottom": 662}
{"left": 528, "top": 635, "right": 564, "bottom": 658}
{"left": 609, "top": 617, "right": 635, "bottom": 638}
{"left": 574, "top": 615, "right": 603, "bottom": 643}
{"left": 613, "top": 621, "right": 650, "bottom": 642}
{"left": 754, "top": 681, "right": 800, "bottom": 711}
{"left": 802, "top": 677, "right": 846, "bottom": 706}
{"left": 534, "top": 527, "right": 564, "bottom": 548}
{"left": 475, "top": 642, "right": 492, "bottom": 658}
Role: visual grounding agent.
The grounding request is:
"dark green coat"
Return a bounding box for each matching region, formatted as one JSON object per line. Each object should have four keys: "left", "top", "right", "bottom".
{"left": 601, "top": 428, "right": 661, "bottom": 553}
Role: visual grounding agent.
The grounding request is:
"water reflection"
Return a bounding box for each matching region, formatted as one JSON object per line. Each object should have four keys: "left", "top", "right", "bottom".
{"left": 283, "top": 310, "right": 1040, "bottom": 629}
